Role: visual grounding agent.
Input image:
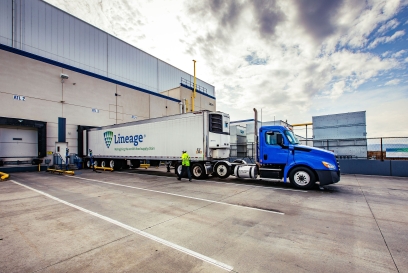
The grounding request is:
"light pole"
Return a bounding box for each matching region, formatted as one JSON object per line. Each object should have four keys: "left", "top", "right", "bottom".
{"left": 192, "top": 60, "right": 196, "bottom": 112}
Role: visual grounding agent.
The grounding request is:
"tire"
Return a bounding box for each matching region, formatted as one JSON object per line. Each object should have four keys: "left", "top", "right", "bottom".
{"left": 86, "top": 159, "right": 91, "bottom": 169}
{"left": 131, "top": 159, "right": 140, "bottom": 168}
{"left": 109, "top": 160, "right": 115, "bottom": 169}
{"left": 175, "top": 163, "right": 182, "bottom": 177}
{"left": 214, "top": 162, "right": 231, "bottom": 179}
{"left": 289, "top": 167, "right": 316, "bottom": 189}
{"left": 110, "top": 159, "right": 122, "bottom": 171}
{"left": 101, "top": 160, "right": 107, "bottom": 168}
{"left": 191, "top": 163, "right": 207, "bottom": 179}
{"left": 93, "top": 160, "right": 99, "bottom": 167}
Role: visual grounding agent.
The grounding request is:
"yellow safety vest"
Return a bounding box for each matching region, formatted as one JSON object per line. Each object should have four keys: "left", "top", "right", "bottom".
{"left": 181, "top": 153, "right": 190, "bottom": 166}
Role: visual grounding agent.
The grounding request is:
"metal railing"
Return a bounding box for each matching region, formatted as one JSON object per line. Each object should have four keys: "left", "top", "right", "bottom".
{"left": 230, "top": 137, "right": 408, "bottom": 161}
{"left": 181, "top": 78, "right": 208, "bottom": 94}
{"left": 53, "top": 153, "right": 65, "bottom": 169}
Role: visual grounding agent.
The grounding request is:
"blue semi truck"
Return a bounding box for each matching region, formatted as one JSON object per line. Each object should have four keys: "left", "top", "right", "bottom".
{"left": 228, "top": 109, "right": 340, "bottom": 189}
{"left": 84, "top": 109, "right": 340, "bottom": 189}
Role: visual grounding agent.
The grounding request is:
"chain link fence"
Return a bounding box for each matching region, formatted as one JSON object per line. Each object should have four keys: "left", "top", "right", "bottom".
{"left": 231, "top": 137, "right": 408, "bottom": 161}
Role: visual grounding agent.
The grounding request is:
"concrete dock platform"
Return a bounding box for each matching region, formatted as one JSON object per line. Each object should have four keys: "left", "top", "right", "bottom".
{"left": 0, "top": 169, "right": 406, "bottom": 272}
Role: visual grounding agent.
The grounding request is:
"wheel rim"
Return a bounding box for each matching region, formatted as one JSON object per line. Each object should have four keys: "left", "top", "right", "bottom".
{"left": 294, "top": 171, "right": 311, "bottom": 185}
{"left": 110, "top": 160, "right": 115, "bottom": 168}
{"left": 192, "top": 166, "right": 202, "bottom": 177}
{"left": 87, "top": 161, "right": 91, "bottom": 168}
{"left": 177, "top": 165, "right": 182, "bottom": 175}
{"left": 101, "top": 161, "right": 106, "bottom": 167}
{"left": 94, "top": 160, "right": 98, "bottom": 167}
{"left": 217, "top": 165, "right": 227, "bottom": 176}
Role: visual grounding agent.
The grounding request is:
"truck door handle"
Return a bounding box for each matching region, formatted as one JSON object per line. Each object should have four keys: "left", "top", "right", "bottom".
{"left": 264, "top": 154, "right": 267, "bottom": 160}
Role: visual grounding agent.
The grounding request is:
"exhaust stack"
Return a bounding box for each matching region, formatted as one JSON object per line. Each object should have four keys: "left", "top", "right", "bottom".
{"left": 253, "top": 108, "right": 258, "bottom": 163}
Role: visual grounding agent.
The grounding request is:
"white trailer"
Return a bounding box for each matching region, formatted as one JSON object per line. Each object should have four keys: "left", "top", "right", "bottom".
{"left": 84, "top": 111, "right": 232, "bottom": 179}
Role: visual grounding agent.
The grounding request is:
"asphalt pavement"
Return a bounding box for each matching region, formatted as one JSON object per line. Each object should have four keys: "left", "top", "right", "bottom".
{"left": 0, "top": 168, "right": 407, "bottom": 273}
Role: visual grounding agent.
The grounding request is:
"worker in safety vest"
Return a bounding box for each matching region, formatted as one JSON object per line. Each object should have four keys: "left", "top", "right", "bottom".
{"left": 177, "top": 150, "right": 192, "bottom": 181}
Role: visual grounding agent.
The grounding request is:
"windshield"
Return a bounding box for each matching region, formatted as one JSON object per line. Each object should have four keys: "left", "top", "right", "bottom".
{"left": 284, "top": 130, "right": 299, "bottom": 144}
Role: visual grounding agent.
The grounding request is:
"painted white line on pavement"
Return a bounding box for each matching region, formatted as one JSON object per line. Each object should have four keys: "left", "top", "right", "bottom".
{"left": 117, "top": 171, "right": 307, "bottom": 193}
{"left": 68, "top": 176, "right": 284, "bottom": 215}
{"left": 10, "top": 180, "right": 233, "bottom": 272}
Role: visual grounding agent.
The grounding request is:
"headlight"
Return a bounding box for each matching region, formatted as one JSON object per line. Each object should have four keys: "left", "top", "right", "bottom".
{"left": 322, "top": 161, "right": 336, "bottom": 170}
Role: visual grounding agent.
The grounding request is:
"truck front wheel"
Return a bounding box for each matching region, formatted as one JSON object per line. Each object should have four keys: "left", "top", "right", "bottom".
{"left": 192, "top": 163, "right": 207, "bottom": 179}
{"left": 215, "top": 162, "right": 231, "bottom": 179}
{"left": 289, "top": 167, "right": 316, "bottom": 189}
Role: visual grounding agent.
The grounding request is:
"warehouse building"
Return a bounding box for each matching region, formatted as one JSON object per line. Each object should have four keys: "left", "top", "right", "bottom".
{"left": 0, "top": 0, "right": 216, "bottom": 168}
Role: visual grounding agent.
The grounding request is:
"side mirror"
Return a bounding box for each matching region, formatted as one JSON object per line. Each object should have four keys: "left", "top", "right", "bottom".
{"left": 277, "top": 134, "right": 283, "bottom": 146}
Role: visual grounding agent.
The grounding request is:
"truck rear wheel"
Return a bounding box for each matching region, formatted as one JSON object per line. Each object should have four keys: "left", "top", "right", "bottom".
{"left": 86, "top": 159, "right": 91, "bottom": 169}
{"left": 289, "top": 167, "right": 316, "bottom": 189}
{"left": 215, "top": 162, "right": 231, "bottom": 179}
{"left": 192, "top": 163, "right": 207, "bottom": 179}
{"left": 101, "top": 160, "right": 107, "bottom": 167}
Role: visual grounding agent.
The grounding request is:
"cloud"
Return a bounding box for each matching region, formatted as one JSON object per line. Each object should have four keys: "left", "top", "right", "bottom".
{"left": 251, "top": 0, "right": 286, "bottom": 37}
{"left": 368, "top": 30, "right": 406, "bottom": 49}
{"left": 392, "top": 50, "right": 406, "bottom": 58}
{"left": 377, "top": 19, "right": 399, "bottom": 34}
{"left": 337, "top": 1, "right": 402, "bottom": 49}
{"left": 293, "top": 0, "right": 344, "bottom": 42}
{"left": 382, "top": 51, "right": 392, "bottom": 57}
{"left": 385, "top": 79, "right": 401, "bottom": 85}
{"left": 330, "top": 80, "right": 346, "bottom": 99}
{"left": 245, "top": 51, "right": 269, "bottom": 65}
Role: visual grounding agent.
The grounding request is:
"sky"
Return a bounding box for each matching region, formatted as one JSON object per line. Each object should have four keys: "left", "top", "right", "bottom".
{"left": 44, "top": 0, "right": 408, "bottom": 138}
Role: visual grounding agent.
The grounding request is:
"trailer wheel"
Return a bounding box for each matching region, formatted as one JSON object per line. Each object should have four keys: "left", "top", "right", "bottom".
{"left": 101, "top": 160, "right": 106, "bottom": 167}
{"left": 86, "top": 160, "right": 91, "bottom": 169}
{"left": 93, "top": 160, "right": 99, "bottom": 167}
{"left": 110, "top": 160, "right": 122, "bottom": 171}
{"left": 289, "top": 167, "right": 316, "bottom": 189}
{"left": 191, "top": 163, "right": 207, "bottom": 179}
{"left": 175, "top": 163, "right": 182, "bottom": 177}
{"left": 215, "top": 162, "right": 231, "bottom": 179}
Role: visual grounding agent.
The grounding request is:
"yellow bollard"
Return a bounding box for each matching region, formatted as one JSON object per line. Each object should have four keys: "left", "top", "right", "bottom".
{"left": 0, "top": 172, "right": 10, "bottom": 181}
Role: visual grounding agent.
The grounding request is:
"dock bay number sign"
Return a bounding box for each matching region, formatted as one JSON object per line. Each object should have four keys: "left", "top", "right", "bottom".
{"left": 13, "top": 95, "right": 26, "bottom": 101}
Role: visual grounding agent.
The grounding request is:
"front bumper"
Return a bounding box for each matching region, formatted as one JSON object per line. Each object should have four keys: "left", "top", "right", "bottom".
{"left": 316, "top": 170, "right": 340, "bottom": 186}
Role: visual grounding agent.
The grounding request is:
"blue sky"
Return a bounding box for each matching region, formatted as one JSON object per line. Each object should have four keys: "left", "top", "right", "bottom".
{"left": 46, "top": 0, "right": 408, "bottom": 137}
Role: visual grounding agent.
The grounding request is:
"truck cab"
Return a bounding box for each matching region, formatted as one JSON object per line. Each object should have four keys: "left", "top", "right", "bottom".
{"left": 258, "top": 125, "right": 340, "bottom": 189}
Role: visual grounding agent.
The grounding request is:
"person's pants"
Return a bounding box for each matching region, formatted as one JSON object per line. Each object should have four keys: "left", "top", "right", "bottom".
{"left": 179, "top": 165, "right": 191, "bottom": 180}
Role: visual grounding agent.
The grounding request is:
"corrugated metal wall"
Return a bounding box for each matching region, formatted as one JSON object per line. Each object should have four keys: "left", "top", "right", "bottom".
{"left": 0, "top": 0, "right": 215, "bottom": 97}
{"left": 312, "top": 111, "right": 367, "bottom": 158}
{"left": 0, "top": 0, "right": 13, "bottom": 46}
{"left": 313, "top": 111, "right": 366, "bottom": 139}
